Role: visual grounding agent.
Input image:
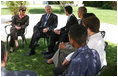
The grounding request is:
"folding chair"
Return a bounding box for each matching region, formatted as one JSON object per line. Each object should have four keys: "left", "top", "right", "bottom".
{"left": 40, "top": 33, "right": 50, "bottom": 47}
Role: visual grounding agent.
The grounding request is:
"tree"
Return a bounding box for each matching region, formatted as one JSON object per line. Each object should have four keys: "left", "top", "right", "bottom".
{"left": 5, "top": 1, "right": 27, "bottom": 15}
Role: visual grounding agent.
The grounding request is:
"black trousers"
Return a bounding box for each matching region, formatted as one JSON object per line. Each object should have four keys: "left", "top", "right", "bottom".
{"left": 48, "top": 31, "right": 69, "bottom": 54}
{"left": 29, "top": 26, "right": 50, "bottom": 53}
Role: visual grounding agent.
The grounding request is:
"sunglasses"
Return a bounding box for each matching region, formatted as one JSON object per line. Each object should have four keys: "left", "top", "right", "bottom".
{"left": 22, "top": 10, "right": 26, "bottom": 12}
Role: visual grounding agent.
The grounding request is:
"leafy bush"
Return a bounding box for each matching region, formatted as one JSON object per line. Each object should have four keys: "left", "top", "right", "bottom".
{"left": 83, "top": 1, "right": 117, "bottom": 10}
{"left": 5, "top": 1, "right": 27, "bottom": 15}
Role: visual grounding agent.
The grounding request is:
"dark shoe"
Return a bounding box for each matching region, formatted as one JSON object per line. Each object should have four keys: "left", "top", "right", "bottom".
{"left": 45, "top": 58, "right": 53, "bottom": 64}
{"left": 34, "top": 42, "right": 39, "bottom": 47}
{"left": 24, "top": 51, "right": 35, "bottom": 56}
{"left": 41, "top": 50, "right": 50, "bottom": 54}
{"left": 44, "top": 53, "right": 54, "bottom": 59}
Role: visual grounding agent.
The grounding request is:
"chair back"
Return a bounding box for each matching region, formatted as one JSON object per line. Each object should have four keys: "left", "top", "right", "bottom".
{"left": 100, "top": 31, "right": 105, "bottom": 38}
{"left": 97, "top": 31, "right": 108, "bottom": 75}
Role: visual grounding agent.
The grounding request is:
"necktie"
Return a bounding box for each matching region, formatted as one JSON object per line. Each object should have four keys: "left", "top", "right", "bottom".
{"left": 43, "top": 14, "right": 49, "bottom": 27}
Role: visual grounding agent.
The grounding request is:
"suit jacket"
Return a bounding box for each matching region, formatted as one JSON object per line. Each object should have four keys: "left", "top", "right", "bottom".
{"left": 60, "top": 14, "right": 78, "bottom": 34}
{"left": 11, "top": 14, "right": 29, "bottom": 30}
{"left": 36, "top": 13, "right": 58, "bottom": 31}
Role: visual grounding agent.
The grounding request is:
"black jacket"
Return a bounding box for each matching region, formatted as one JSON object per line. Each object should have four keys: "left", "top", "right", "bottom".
{"left": 60, "top": 14, "right": 78, "bottom": 34}
{"left": 36, "top": 13, "right": 58, "bottom": 31}
{"left": 11, "top": 14, "right": 29, "bottom": 30}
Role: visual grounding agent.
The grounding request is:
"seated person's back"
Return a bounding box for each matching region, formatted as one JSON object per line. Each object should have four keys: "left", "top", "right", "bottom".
{"left": 67, "top": 24, "right": 101, "bottom": 76}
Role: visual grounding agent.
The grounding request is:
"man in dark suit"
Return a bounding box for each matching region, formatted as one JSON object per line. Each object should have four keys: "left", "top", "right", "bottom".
{"left": 43, "top": 6, "right": 78, "bottom": 58}
{"left": 25, "top": 5, "right": 58, "bottom": 56}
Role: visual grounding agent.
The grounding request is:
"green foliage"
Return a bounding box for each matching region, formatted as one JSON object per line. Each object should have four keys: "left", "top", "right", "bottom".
{"left": 102, "top": 2, "right": 113, "bottom": 9}
{"left": 83, "top": 1, "right": 103, "bottom": 7}
{"left": 28, "top": 7, "right": 64, "bottom": 14}
{"left": 48, "top": 1, "right": 60, "bottom": 4}
{"left": 5, "top": 1, "right": 27, "bottom": 15}
{"left": 83, "top": 1, "right": 117, "bottom": 10}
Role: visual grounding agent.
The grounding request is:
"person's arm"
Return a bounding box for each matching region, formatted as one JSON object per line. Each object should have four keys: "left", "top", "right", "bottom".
{"left": 21, "top": 15, "right": 29, "bottom": 29}
{"left": 65, "top": 52, "right": 74, "bottom": 61}
{"left": 48, "top": 15, "right": 58, "bottom": 31}
{"left": 62, "top": 52, "right": 74, "bottom": 66}
{"left": 11, "top": 15, "right": 17, "bottom": 27}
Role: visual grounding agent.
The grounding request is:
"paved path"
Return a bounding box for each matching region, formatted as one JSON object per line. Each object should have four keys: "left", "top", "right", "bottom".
{"left": 1, "top": 14, "right": 117, "bottom": 44}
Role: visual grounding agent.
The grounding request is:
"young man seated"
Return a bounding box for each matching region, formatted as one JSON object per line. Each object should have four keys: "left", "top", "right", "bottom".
{"left": 66, "top": 24, "right": 101, "bottom": 76}
{"left": 63, "top": 16, "right": 107, "bottom": 69}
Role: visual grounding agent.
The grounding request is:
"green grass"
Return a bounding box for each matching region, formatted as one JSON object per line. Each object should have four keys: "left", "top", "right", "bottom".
{"left": 6, "top": 39, "right": 54, "bottom": 76}
{"left": 1, "top": 6, "right": 117, "bottom": 25}
{"left": 100, "top": 41, "right": 117, "bottom": 76}
{"left": 5, "top": 39, "right": 117, "bottom": 76}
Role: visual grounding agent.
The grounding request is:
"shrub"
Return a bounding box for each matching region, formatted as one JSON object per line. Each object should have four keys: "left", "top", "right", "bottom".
{"left": 83, "top": 1, "right": 117, "bottom": 10}
{"left": 5, "top": 1, "right": 27, "bottom": 15}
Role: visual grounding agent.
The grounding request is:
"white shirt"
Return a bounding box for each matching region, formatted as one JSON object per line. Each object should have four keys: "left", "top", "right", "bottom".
{"left": 67, "top": 14, "right": 73, "bottom": 21}
{"left": 66, "top": 32, "right": 107, "bottom": 68}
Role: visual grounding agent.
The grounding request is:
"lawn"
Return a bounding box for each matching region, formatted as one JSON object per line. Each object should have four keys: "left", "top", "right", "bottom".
{"left": 5, "top": 39, "right": 117, "bottom": 76}
{"left": 1, "top": 6, "right": 117, "bottom": 25}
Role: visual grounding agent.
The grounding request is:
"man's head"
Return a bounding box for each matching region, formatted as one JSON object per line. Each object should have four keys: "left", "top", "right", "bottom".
{"left": 78, "top": 6, "right": 87, "bottom": 19}
{"left": 82, "top": 13, "right": 96, "bottom": 25}
{"left": 19, "top": 5, "right": 26, "bottom": 15}
{"left": 1, "top": 41, "right": 7, "bottom": 67}
{"left": 83, "top": 16, "right": 100, "bottom": 36}
{"left": 82, "top": 13, "right": 96, "bottom": 20}
{"left": 45, "top": 5, "right": 52, "bottom": 14}
{"left": 64, "top": 6, "right": 73, "bottom": 16}
{"left": 68, "top": 24, "right": 87, "bottom": 49}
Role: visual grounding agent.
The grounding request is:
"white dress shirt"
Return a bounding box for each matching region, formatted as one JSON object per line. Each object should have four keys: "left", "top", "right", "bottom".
{"left": 67, "top": 14, "right": 73, "bottom": 21}
{"left": 66, "top": 32, "right": 107, "bottom": 68}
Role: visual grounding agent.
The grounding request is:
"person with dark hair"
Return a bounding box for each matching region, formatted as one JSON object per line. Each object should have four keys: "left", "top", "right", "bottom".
{"left": 77, "top": 6, "right": 87, "bottom": 24}
{"left": 43, "top": 5, "right": 78, "bottom": 58}
{"left": 9, "top": 5, "right": 29, "bottom": 52}
{"left": 1, "top": 41, "right": 37, "bottom": 76}
{"left": 64, "top": 16, "right": 107, "bottom": 69}
{"left": 66, "top": 24, "right": 101, "bottom": 76}
{"left": 25, "top": 5, "right": 58, "bottom": 56}
{"left": 82, "top": 13, "right": 96, "bottom": 20}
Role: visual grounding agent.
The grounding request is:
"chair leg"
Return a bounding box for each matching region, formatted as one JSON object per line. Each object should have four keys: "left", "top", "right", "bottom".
{"left": 44, "top": 38, "right": 46, "bottom": 47}
{"left": 6, "top": 35, "right": 10, "bottom": 50}
{"left": 21, "top": 35, "right": 25, "bottom": 48}
{"left": 25, "top": 37, "right": 27, "bottom": 45}
{"left": 47, "top": 37, "right": 49, "bottom": 46}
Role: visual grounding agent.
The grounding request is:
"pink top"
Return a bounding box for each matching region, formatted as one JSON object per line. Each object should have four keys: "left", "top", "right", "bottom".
{"left": 18, "top": 14, "right": 26, "bottom": 19}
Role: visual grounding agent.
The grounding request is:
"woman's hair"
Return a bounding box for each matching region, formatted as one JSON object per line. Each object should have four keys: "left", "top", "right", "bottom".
{"left": 19, "top": 5, "right": 26, "bottom": 11}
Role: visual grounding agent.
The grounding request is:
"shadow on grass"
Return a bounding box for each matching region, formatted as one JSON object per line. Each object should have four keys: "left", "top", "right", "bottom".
{"left": 6, "top": 39, "right": 54, "bottom": 76}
